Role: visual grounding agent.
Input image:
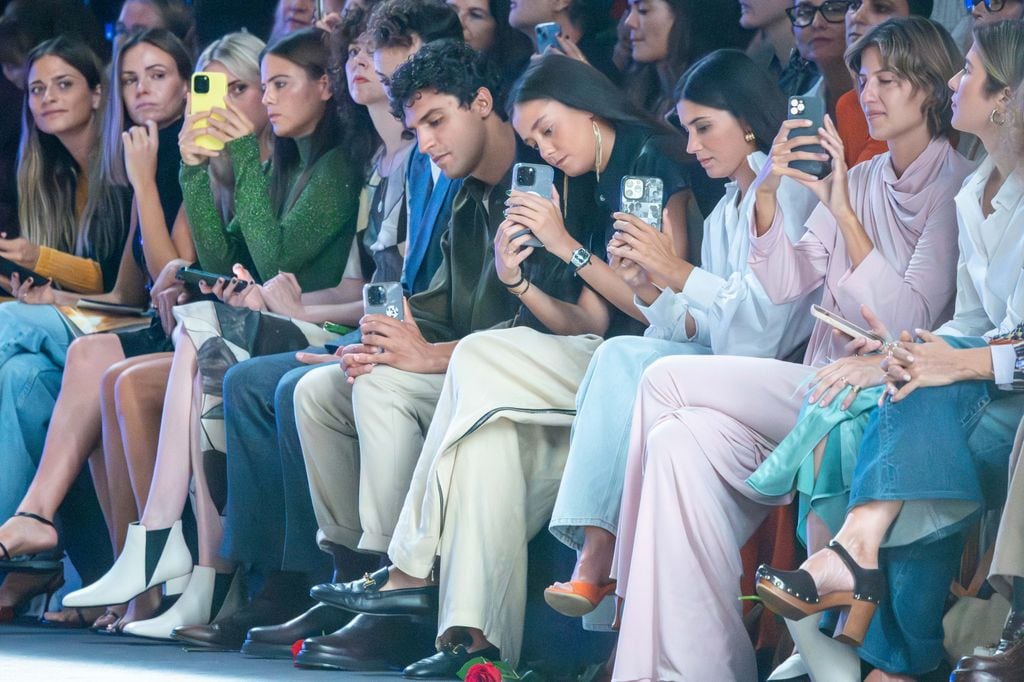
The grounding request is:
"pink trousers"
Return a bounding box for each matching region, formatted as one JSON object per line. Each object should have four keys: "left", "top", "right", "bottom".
{"left": 611, "top": 355, "right": 814, "bottom": 682}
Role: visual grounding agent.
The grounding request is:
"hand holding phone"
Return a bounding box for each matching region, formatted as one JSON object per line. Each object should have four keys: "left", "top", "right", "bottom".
{"left": 786, "top": 95, "right": 830, "bottom": 180}
{"left": 189, "top": 72, "right": 228, "bottom": 151}
{"left": 535, "top": 22, "right": 560, "bottom": 53}
{"left": 362, "top": 282, "right": 404, "bottom": 320}
{"left": 620, "top": 176, "right": 664, "bottom": 230}
{"left": 177, "top": 266, "right": 249, "bottom": 292}
{"left": 509, "top": 163, "right": 553, "bottom": 248}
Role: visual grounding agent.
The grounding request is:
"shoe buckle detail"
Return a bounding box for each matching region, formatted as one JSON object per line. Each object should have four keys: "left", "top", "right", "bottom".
{"left": 361, "top": 573, "right": 376, "bottom": 589}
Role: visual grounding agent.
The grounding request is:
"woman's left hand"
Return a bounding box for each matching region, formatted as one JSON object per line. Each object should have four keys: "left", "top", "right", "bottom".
{"left": 812, "top": 115, "right": 853, "bottom": 217}
{"left": 880, "top": 330, "right": 982, "bottom": 402}
{"left": 7, "top": 272, "right": 56, "bottom": 305}
{"left": 494, "top": 219, "right": 536, "bottom": 286}
{"left": 808, "top": 353, "right": 886, "bottom": 410}
{"left": 504, "top": 186, "right": 575, "bottom": 259}
{"left": 0, "top": 233, "right": 41, "bottom": 268}
{"left": 606, "top": 211, "right": 683, "bottom": 289}
{"left": 260, "top": 271, "right": 305, "bottom": 318}
{"left": 123, "top": 120, "right": 160, "bottom": 190}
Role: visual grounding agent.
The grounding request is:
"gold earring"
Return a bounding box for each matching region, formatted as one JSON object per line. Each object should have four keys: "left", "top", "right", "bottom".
{"left": 592, "top": 120, "right": 603, "bottom": 182}
{"left": 744, "top": 130, "right": 756, "bottom": 144}
{"left": 990, "top": 108, "right": 1007, "bottom": 126}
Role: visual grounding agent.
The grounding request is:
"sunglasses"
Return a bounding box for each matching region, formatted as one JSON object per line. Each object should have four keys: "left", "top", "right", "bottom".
{"left": 786, "top": 1, "right": 853, "bottom": 27}
{"left": 965, "top": 0, "right": 1007, "bottom": 10}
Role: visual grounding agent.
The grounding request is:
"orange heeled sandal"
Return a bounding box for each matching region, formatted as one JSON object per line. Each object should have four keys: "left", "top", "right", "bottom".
{"left": 543, "top": 580, "right": 617, "bottom": 618}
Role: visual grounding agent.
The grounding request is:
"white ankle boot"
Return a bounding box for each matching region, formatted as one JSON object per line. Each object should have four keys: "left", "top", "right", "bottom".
{"left": 63, "top": 520, "right": 193, "bottom": 608}
{"left": 123, "top": 566, "right": 213, "bottom": 640}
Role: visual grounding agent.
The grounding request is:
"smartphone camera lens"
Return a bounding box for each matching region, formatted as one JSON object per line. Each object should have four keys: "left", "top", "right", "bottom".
{"left": 515, "top": 166, "right": 535, "bottom": 187}
{"left": 624, "top": 178, "right": 643, "bottom": 200}
{"left": 194, "top": 75, "right": 210, "bottom": 94}
{"left": 367, "top": 285, "right": 386, "bottom": 306}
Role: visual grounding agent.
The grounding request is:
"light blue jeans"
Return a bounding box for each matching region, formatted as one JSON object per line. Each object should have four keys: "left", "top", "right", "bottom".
{"left": 0, "top": 303, "right": 75, "bottom": 519}
{"left": 548, "top": 335, "right": 711, "bottom": 551}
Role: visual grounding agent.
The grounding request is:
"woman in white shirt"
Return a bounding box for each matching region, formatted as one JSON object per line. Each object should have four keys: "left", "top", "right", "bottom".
{"left": 543, "top": 49, "right": 819, "bottom": 618}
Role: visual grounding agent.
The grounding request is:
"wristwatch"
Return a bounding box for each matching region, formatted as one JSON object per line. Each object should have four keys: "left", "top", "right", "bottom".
{"left": 569, "top": 246, "right": 592, "bottom": 274}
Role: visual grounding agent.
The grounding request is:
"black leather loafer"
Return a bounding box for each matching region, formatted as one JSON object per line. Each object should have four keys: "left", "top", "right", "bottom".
{"left": 241, "top": 603, "right": 354, "bottom": 659}
{"left": 403, "top": 644, "right": 501, "bottom": 679}
{"left": 294, "top": 613, "right": 436, "bottom": 671}
{"left": 311, "top": 567, "right": 438, "bottom": 617}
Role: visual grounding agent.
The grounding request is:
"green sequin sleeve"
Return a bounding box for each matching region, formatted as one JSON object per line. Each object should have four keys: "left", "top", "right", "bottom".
{"left": 227, "top": 135, "right": 358, "bottom": 291}
{"left": 179, "top": 155, "right": 251, "bottom": 276}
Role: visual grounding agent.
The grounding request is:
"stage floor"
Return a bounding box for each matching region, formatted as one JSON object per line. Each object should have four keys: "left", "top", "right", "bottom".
{"left": 0, "top": 620, "right": 404, "bottom": 681}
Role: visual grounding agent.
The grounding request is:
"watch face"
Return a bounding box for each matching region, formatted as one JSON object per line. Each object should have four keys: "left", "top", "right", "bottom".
{"left": 571, "top": 248, "right": 591, "bottom": 268}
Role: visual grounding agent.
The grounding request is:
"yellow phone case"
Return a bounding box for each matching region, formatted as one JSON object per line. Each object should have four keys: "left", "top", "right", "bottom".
{"left": 190, "top": 72, "right": 228, "bottom": 151}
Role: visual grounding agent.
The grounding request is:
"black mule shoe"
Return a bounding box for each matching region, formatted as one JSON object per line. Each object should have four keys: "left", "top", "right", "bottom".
{"left": 403, "top": 643, "right": 501, "bottom": 679}
{"left": 0, "top": 512, "right": 63, "bottom": 572}
{"left": 755, "top": 539, "right": 886, "bottom": 647}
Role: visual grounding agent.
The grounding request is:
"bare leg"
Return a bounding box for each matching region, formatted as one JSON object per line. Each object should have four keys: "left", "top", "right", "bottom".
{"left": 187, "top": 366, "right": 232, "bottom": 572}
{"left": 864, "top": 669, "right": 914, "bottom": 681}
{"left": 0, "top": 335, "right": 125, "bottom": 556}
{"left": 557, "top": 526, "right": 615, "bottom": 586}
{"left": 100, "top": 355, "right": 172, "bottom": 550}
{"left": 138, "top": 329, "right": 198, "bottom": 529}
{"left": 799, "top": 500, "right": 903, "bottom": 594}
{"left": 804, "top": 438, "right": 833, "bottom": 556}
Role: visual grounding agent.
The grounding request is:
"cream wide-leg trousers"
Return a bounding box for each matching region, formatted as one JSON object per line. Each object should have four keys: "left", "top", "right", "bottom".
{"left": 388, "top": 327, "right": 603, "bottom": 665}
{"left": 612, "top": 354, "right": 814, "bottom": 682}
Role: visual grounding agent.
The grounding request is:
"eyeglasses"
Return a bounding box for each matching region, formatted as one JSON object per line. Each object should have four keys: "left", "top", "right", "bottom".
{"left": 965, "top": 0, "right": 1007, "bottom": 11}
{"left": 786, "top": 1, "right": 853, "bottom": 27}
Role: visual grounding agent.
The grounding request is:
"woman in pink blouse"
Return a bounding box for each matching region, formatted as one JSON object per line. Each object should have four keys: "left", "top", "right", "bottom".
{"left": 609, "top": 18, "right": 973, "bottom": 682}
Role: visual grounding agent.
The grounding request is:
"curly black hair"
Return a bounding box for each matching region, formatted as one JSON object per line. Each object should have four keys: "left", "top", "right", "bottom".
{"left": 367, "top": 0, "right": 462, "bottom": 50}
{"left": 387, "top": 39, "right": 506, "bottom": 122}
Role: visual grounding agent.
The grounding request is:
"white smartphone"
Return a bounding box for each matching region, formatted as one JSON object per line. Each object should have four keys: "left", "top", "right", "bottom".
{"left": 810, "top": 304, "right": 884, "bottom": 343}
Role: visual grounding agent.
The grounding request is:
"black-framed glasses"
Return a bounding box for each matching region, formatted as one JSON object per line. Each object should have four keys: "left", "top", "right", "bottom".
{"left": 786, "top": 1, "right": 853, "bottom": 27}
{"left": 965, "top": 0, "right": 1007, "bottom": 11}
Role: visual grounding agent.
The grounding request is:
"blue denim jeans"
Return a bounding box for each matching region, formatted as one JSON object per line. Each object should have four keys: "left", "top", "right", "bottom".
{"left": 220, "top": 345, "right": 347, "bottom": 581}
{"left": 549, "top": 336, "right": 711, "bottom": 550}
{"left": 849, "top": 336, "right": 1024, "bottom": 674}
{"left": 0, "top": 303, "right": 111, "bottom": 583}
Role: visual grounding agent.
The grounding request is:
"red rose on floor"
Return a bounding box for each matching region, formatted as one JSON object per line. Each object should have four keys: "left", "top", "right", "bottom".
{"left": 464, "top": 661, "right": 503, "bottom": 682}
{"left": 291, "top": 639, "right": 304, "bottom": 661}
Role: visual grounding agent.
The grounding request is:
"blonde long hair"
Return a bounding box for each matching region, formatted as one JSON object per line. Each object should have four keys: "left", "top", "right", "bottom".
{"left": 195, "top": 31, "right": 268, "bottom": 223}
{"left": 16, "top": 36, "right": 104, "bottom": 254}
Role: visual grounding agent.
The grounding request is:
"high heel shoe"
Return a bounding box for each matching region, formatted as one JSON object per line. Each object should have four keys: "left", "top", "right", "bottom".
{"left": 62, "top": 520, "right": 193, "bottom": 608}
{"left": 0, "top": 568, "right": 65, "bottom": 622}
{"left": 0, "top": 512, "right": 64, "bottom": 572}
{"left": 543, "top": 580, "right": 617, "bottom": 617}
{"left": 755, "top": 539, "right": 886, "bottom": 647}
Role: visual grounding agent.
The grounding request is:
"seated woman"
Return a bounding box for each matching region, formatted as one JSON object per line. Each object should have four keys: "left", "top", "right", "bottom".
{"left": 0, "top": 28, "right": 195, "bottom": 624}
{"left": 55, "top": 26, "right": 362, "bottom": 639}
{"left": 608, "top": 17, "right": 971, "bottom": 682}
{"left": 753, "top": 18, "right": 1024, "bottom": 680}
{"left": 543, "top": 49, "right": 820, "bottom": 619}
{"left": 311, "top": 48, "right": 699, "bottom": 675}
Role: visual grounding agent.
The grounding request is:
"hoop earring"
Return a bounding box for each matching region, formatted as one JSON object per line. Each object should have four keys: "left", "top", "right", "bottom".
{"left": 592, "top": 120, "right": 603, "bottom": 182}
{"left": 990, "top": 108, "right": 1007, "bottom": 126}
{"left": 744, "top": 130, "right": 756, "bottom": 144}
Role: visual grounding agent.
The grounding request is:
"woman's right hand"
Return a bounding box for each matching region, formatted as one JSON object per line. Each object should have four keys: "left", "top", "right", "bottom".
{"left": 203, "top": 99, "right": 256, "bottom": 146}
{"left": 494, "top": 219, "right": 536, "bottom": 286}
{"left": 198, "top": 263, "right": 265, "bottom": 311}
{"left": 7, "top": 272, "right": 57, "bottom": 305}
{"left": 178, "top": 108, "right": 222, "bottom": 166}
{"left": 754, "top": 119, "right": 832, "bottom": 198}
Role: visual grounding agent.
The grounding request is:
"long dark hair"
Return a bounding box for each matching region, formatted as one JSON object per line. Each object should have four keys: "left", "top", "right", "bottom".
{"left": 82, "top": 27, "right": 191, "bottom": 266}
{"left": 625, "top": 0, "right": 752, "bottom": 117}
{"left": 508, "top": 52, "right": 670, "bottom": 133}
{"left": 674, "top": 49, "right": 784, "bottom": 154}
{"left": 263, "top": 27, "right": 344, "bottom": 216}
{"left": 328, "top": 6, "right": 382, "bottom": 179}
{"left": 17, "top": 37, "right": 105, "bottom": 255}
{"left": 483, "top": 0, "right": 532, "bottom": 85}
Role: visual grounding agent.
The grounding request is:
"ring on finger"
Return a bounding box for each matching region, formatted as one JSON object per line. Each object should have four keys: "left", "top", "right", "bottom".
{"left": 838, "top": 376, "right": 848, "bottom": 387}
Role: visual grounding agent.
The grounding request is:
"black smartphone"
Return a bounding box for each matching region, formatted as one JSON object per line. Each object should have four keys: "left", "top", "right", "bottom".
{"left": 535, "top": 22, "right": 560, "bottom": 53}
{"left": 510, "top": 162, "right": 554, "bottom": 249}
{"left": 786, "top": 95, "right": 830, "bottom": 180}
{"left": 620, "top": 176, "right": 665, "bottom": 230}
{"left": 176, "top": 266, "right": 249, "bottom": 292}
{"left": 0, "top": 256, "right": 46, "bottom": 288}
{"left": 362, "top": 282, "right": 404, "bottom": 320}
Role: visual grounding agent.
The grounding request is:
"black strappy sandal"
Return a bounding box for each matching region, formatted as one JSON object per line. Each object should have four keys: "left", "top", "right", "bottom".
{"left": 0, "top": 512, "right": 64, "bottom": 572}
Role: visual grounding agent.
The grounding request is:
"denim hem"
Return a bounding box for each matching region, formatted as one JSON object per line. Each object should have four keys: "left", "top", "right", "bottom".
{"left": 848, "top": 490, "right": 980, "bottom": 508}
{"left": 548, "top": 517, "right": 618, "bottom": 551}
